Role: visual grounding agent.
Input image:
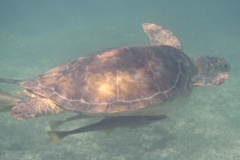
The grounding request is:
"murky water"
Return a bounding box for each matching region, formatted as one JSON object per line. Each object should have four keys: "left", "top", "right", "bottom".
{"left": 0, "top": 0, "right": 239, "bottom": 159}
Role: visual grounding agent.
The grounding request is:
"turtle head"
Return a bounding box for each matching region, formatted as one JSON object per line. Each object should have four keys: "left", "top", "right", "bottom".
{"left": 191, "top": 56, "right": 230, "bottom": 86}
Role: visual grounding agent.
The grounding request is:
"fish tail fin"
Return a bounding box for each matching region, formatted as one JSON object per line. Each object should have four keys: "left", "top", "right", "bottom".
{"left": 49, "top": 120, "right": 65, "bottom": 130}
{"left": 47, "top": 130, "right": 68, "bottom": 144}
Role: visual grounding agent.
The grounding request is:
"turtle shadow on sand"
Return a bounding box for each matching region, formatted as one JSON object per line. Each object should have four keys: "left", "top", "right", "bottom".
{"left": 0, "top": 23, "right": 230, "bottom": 143}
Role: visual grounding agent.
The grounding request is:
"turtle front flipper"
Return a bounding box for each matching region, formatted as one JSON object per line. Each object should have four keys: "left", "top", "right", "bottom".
{"left": 142, "top": 23, "right": 181, "bottom": 50}
{"left": 11, "top": 96, "right": 63, "bottom": 120}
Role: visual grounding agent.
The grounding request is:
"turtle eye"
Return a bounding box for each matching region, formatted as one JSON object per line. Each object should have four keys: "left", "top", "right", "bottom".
{"left": 222, "top": 63, "right": 230, "bottom": 71}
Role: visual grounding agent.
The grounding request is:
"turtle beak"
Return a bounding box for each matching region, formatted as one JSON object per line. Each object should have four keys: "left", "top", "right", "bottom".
{"left": 221, "top": 72, "right": 229, "bottom": 79}
{"left": 213, "top": 72, "right": 229, "bottom": 86}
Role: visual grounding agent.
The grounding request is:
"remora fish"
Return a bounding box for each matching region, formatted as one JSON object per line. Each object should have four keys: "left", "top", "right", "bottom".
{"left": 47, "top": 115, "right": 167, "bottom": 144}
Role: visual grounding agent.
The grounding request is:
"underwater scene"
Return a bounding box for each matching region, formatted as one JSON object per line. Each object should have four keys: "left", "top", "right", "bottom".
{"left": 0, "top": 0, "right": 239, "bottom": 160}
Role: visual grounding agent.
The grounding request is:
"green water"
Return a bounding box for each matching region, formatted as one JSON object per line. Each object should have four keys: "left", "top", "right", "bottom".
{"left": 0, "top": 0, "right": 239, "bottom": 159}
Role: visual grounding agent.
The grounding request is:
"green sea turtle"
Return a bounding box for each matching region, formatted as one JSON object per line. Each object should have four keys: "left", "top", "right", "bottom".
{"left": 0, "top": 23, "right": 230, "bottom": 120}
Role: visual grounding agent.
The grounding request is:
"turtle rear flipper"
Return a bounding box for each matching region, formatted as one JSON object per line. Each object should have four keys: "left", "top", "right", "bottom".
{"left": 142, "top": 23, "right": 181, "bottom": 50}
{"left": 0, "top": 91, "right": 21, "bottom": 112}
{"left": 0, "top": 78, "right": 24, "bottom": 84}
{"left": 0, "top": 100, "right": 15, "bottom": 112}
{"left": 11, "top": 96, "right": 63, "bottom": 120}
